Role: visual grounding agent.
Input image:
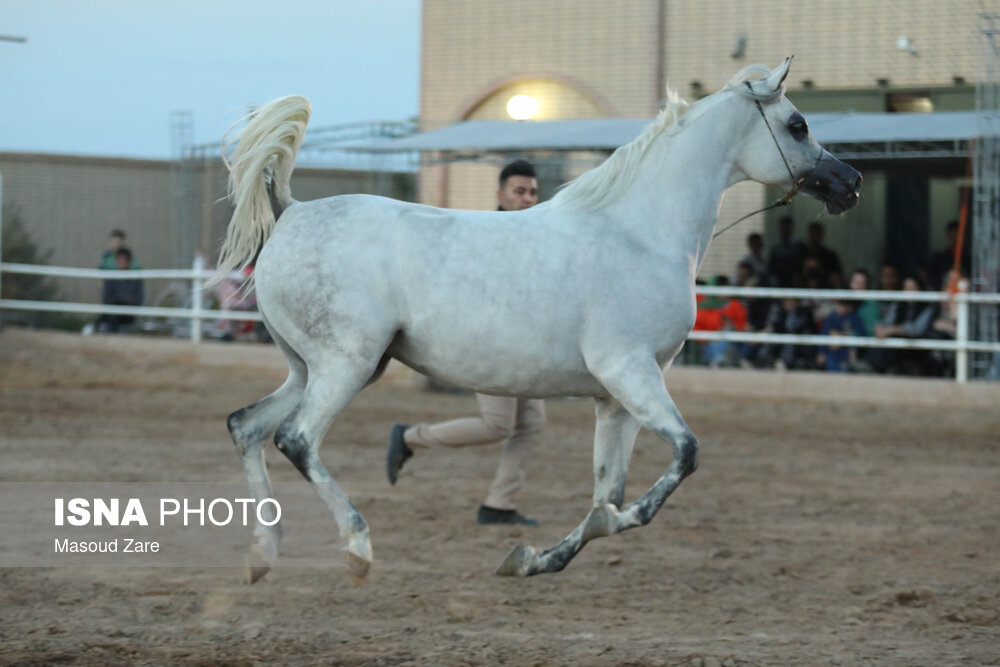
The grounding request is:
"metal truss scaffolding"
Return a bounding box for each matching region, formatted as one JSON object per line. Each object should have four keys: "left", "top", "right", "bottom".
{"left": 973, "top": 14, "right": 1000, "bottom": 379}
{"left": 170, "top": 110, "right": 198, "bottom": 268}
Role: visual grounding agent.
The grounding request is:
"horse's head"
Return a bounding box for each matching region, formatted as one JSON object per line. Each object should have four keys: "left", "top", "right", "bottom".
{"left": 731, "top": 58, "right": 861, "bottom": 215}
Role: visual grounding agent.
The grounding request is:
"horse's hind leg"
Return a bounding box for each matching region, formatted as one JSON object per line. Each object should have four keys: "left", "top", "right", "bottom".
{"left": 582, "top": 398, "right": 641, "bottom": 539}
{"left": 498, "top": 357, "right": 696, "bottom": 577}
{"left": 496, "top": 397, "right": 641, "bottom": 577}
{"left": 272, "top": 356, "right": 379, "bottom": 585}
{"left": 227, "top": 339, "right": 307, "bottom": 583}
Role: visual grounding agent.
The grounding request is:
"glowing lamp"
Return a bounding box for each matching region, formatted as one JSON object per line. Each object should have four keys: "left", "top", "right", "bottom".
{"left": 506, "top": 94, "right": 538, "bottom": 120}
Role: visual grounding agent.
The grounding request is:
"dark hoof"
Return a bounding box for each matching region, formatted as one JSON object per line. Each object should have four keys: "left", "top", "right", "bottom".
{"left": 477, "top": 505, "right": 539, "bottom": 526}
{"left": 386, "top": 423, "right": 412, "bottom": 485}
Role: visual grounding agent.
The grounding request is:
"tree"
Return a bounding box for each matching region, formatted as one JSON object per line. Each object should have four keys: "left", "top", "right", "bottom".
{"left": 1, "top": 203, "right": 61, "bottom": 325}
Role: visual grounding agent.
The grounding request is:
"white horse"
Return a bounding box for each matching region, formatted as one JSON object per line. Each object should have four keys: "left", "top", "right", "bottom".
{"left": 220, "top": 58, "right": 860, "bottom": 585}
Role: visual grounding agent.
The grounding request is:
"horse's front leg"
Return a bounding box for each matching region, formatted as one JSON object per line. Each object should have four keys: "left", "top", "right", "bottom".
{"left": 496, "top": 397, "right": 641, "bottom": 577}
{"left": 496, "top": 356, "right": 696, "bottom": 577}
{"left": 595, "top": 357, "right": 698, "bottom": 533}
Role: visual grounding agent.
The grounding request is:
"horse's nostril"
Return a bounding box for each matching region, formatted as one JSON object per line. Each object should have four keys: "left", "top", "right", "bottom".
{"left": 853, "top": 175, "right": 863, "bottom": 192}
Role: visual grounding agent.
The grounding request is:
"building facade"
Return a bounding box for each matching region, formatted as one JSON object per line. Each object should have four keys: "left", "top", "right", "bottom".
{"left": 419, "top": 0, "right": 993, "bottom": 280}
{"left": 0, "top": 152, "right": 413, "bottom": 304}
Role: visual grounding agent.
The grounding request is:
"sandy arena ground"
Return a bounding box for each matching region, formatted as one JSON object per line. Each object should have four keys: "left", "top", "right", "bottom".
{"left": 1, "top": 328, "right": 998, "bottom": 666}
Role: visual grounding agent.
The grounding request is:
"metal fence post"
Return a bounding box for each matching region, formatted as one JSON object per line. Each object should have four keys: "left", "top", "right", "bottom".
{"left": 191, "top": 255, "right": 204, "bottom": 344}
{"left": 956, "top": 286, "right": 970, "bottom": 384}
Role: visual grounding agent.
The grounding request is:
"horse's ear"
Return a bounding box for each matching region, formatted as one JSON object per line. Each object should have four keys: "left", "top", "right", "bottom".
{"left": 764, "top": 56, "right": 793, "bottom": 93}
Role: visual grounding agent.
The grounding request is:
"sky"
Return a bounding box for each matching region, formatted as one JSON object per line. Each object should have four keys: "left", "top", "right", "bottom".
{"left": 0, "top": 1, "right": 421, "bottom": 159}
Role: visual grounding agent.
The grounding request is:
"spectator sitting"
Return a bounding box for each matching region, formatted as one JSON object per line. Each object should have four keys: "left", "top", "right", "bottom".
{"left": 755, "top": 294, "right": 818, "bottom": 371}
{"left": 694, "top": 275, "right": 747, "bottom": 368}
{"left": 817, "top": 300, "right": 867, "bottom": 372}
{"left": 802, "top": 263, "right": 833, "bottom": 327}
{"left": 733, "top": 259, "right": 770, "bottom": 368}
{"left": 96, "top": 248, "right": 144, "bottom": 333}
{"left": 872, "top": 275, "right": 938, "bottom": 375}
{"left": 735, "top": 259, "right": 770, "bottom": 330}
{"left": 928, "top": 269, "right": 967, "bottom": 376}
{"left": 931, "top": 268, "right": 964, "bottom": 338}
{"left": 849, "top": 267, "right": 879, "bottom": 336}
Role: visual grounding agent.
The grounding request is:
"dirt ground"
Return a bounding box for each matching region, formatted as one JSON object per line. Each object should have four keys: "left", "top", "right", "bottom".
{"left": 1, "top": 329, "right": 998, "bottom": 666}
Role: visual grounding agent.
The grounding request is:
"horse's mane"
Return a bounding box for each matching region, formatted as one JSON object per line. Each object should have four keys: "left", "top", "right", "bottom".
{"left": 550, "top": 88, "right": 690, "bottom": 211}
{"left": 551, "top": 63, "right": 784, "bottom": 212}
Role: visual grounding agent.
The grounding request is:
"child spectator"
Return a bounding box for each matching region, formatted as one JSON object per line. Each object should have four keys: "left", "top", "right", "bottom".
{"left": 818, "top": 300, "right": 867, "bottom": 372}
{"left": 96, "top": 248, "right": 144, "bottom": 333}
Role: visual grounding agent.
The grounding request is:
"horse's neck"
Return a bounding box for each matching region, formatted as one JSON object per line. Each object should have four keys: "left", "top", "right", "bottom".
{"left": 611, "top": 96, "right": 748, "bottom": 267}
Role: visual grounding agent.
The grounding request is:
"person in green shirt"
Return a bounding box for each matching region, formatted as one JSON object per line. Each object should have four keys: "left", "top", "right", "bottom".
{"left": 850, "top": 267, "right": 878, "bottom": 335}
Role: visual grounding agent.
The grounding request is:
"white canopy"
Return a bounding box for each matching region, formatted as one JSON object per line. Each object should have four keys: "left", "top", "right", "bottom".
{"left": 351, "top": 111, "right": 999, "bottom": 159}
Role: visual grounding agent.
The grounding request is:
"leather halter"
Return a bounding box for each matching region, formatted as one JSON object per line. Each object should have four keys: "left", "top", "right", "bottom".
{"left": 711, "top": 84, "right": 818, "bottom": 239}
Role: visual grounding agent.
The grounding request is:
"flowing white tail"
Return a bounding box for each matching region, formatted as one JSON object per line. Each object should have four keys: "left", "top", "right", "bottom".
{"left": 215, "top": 95, "right": 312, "bottom": 280}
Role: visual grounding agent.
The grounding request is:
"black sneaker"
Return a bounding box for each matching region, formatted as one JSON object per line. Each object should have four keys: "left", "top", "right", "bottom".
{"left": 477, "top": 505, "right": 538, "bottom": 526}
{"left": 386, "top": 423, "right": 412, "bottom": 485}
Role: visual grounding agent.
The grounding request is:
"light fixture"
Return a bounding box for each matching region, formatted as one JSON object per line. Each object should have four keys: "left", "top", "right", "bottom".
{"left": 897, "top": 36, "right": 918, "bottom": 55}
{"left": 506, "top": 94, "right": 538, "bottom": 120}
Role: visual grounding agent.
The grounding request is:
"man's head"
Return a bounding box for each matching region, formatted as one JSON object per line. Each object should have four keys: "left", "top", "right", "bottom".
{"left": 778, "top": 216, "right": 795, "bottom": 240}
{"left": 497, "top": 159, "right": 538, "bottom": 211}
{"left": 109, "top": 229, "right": 126, "bottom": 251}
{"left": 849, "top": 267, "right": 870, "bottom": 290}
{"left": 747, "top": 232, "right": 764, "bottom": 255}
{"left": 114, "top": 247, "right": 132, "bottom": 270}
{"left": 879, "top": 262, "right": 901, "bottom": 291}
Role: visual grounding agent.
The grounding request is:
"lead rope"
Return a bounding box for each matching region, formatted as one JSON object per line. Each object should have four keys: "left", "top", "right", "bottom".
{"left": 712, "top": 91, "right": 807, "bottom": 240}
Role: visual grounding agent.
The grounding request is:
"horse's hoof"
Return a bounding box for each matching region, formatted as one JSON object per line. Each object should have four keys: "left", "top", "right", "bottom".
{"left": 495, "top": 544, "right": 536, "bottom": 577}
{"left": 582, "top": 504, "right": 619, "bottom": 542}
{"left": 245, "top": 545, "right": 273, "bottom": 584}
{"left": 347, "top": 551, "right": 372, "bottom": 586}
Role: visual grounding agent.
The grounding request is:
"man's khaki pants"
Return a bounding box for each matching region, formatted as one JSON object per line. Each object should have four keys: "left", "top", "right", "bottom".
{"left": 404, "top": 393, "right": 545, "bottom": 510}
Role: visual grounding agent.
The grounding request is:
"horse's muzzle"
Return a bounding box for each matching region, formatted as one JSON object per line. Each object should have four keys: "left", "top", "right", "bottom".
{"left": 799, "top": 151, "right": 862, "bottom": 215}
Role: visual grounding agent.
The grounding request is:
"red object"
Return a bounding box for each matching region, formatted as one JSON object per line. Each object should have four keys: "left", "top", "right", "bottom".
{"left": 694, "top": 295, "right": 747, "bottom": 331}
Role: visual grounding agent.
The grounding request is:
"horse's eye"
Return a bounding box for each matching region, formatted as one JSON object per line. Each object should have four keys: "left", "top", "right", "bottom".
{"left": 788, "top": 114, "right": 809, "bottom": 141}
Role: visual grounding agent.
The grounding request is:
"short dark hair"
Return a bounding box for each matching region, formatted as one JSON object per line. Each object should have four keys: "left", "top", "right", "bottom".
{"left": 499, "top": 160, "right": 537, "bottom": 188}
{"left": 115, "top": 247, "right": 132, "bottom": 262}
{"left": 110, "top": 229, "right": 126, "bottom": 239}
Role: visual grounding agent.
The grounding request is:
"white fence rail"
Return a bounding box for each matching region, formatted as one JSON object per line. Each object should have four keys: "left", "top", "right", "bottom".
{"left": 2, "top": 259, "right": 999, "bottom": 383}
